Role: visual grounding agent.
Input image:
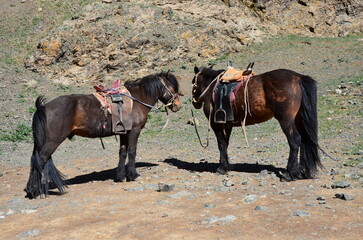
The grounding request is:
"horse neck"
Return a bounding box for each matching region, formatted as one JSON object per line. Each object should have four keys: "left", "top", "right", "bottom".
{"left": 128, "top": 85, "right": 159, "bottom": 107}
{"left": 200, "top": 78, "right": 216, "bottom": 116}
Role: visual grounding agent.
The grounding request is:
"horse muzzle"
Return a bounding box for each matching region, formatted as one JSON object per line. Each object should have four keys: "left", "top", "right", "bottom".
{"left": 170, "top": 97, "right": 181, "bottom": 112}
{"left": 192, "top": 97, "right": 203, "bottom": 109}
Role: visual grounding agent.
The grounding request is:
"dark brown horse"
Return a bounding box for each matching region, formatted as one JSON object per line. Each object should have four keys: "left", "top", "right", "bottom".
{"left": 25, "top": 72, "right": 181, "bottom": 199}
{"left": 192, "top": 65, "right": 322, "bottom": 181}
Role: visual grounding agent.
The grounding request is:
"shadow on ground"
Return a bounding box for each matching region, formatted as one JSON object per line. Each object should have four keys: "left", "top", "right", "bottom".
{"left": 66, "top": 162, "right": 158, "bottom": 185}
{"left": 163, "top": 158, "right": 285, "bottom": 174}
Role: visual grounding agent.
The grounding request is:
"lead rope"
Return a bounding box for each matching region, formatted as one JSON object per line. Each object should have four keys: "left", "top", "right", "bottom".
{"left": 190, "top": 72, "right": 223, "bottom": 148}
{"left": 241, "top": 73, "right": 253, "bottom": 145}
{"left": 190, "top": 102, "right": 213, "bottom": 149}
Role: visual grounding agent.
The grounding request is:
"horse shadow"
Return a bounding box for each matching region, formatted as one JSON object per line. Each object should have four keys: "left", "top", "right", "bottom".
{"left": 163, "top": 158, "right": 285, "bottom": 175}
{"left": 64, "top": 162, "right": 158, "bottom": 186}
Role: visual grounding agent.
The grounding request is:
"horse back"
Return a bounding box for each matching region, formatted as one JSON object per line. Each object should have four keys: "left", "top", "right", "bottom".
{"left": 233, "top": 69, "right": 303, "bottom": 125}
{"left": 44, "top": 94, "right": 110, "bottom": 138}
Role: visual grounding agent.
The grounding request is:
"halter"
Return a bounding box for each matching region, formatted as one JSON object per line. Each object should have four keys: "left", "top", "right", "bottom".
{"left": 192, "top": 71, "right": 224, "bottom": 104}
{"left": 159, "top": 78, "right": 179, "bottom": 107}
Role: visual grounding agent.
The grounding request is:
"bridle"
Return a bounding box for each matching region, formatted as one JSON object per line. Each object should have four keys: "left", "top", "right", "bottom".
{"left": 159, "top": 78, "right": 179, "bottom": 108}
{"left": 192, "top": 71, "right": 223, "bottom": 104}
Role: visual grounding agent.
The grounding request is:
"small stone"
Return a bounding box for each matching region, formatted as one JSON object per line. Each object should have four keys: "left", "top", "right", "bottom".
{"left": 335, "top": 193, "right": 354, "bottom": 201}
{"left": 162, "top": 213, "right": 168, "bottom": 218}
{"left": 330, "top": 169, "right": 339, "bottom": 175}
{"left": 292, "top": 210, "right": 310, "bottom": 217}
{"left": 20, "top": 209, "right": 38, "bottom": 214}
{"left": 166, "top": 191, "right": 192, "bottom": 199}
{"left": 202, "top": 215, "right": 236, "bottom": 224}
{"left": 16, "top": 229, "right": 41, "bottom": 238}
{"left": 331, "top": 181, "right": 350, "bottom": 189}
{"left": 187, "top": 118, "right": 199, "bottom": 126}
{"left": 6, "top": 209, "right": 15, "bottom": 215}
{"left": 204, "top": 203, "right": 216, "bottom": 209}
{"left": 158, "top": 183, "right": 175, "bottom": 192}
{"left": 316, "top": 196, "right": 326, "bottom": 201}
{"left": 259, "top": 169, "right": 269, "bottom": 177}
{"left": 254, "top": 206, "right": 267, "bottom": 211}
{"left": 215, "top": 186, "right": 229, "bottom": 192}
{"left": 222, "top": 178, "right": 234, "bottom": 187}
{"left": 243, "top": 195, "right": 258, "bottom": 204}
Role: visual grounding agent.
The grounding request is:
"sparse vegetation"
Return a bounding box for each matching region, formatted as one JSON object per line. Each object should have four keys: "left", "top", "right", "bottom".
{"left": 0, "top": 123, "right": 33, "bottom": 143}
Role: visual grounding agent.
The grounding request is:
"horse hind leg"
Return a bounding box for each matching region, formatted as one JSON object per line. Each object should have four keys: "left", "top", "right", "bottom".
{"left": 39, "top": 142, "right": 67, "bottom": 197}
{"left": 25, "top": 141, "right": 66, "bottom": 198}
{"left": 278, "top": 119, "right": 305, "bottom": 181}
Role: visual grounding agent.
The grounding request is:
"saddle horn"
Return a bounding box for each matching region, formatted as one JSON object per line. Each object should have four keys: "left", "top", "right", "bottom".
{"left": 244, "top": 62, "right": 254, "bottom": 75}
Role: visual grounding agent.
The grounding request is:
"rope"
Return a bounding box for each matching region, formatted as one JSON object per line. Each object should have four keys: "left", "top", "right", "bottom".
{"left": 241, "top": 73, "right": 253, "bottom": 145}
{"left": 190, "top": 102, "right": 212, "bottom": 149}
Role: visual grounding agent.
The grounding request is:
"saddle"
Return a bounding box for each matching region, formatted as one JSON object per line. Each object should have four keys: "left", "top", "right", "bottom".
{"left": 93, "top": 80, "right": 133, "bottom": 134}
{"left": 213, "top": 63, "right": 255, "bottom": 123}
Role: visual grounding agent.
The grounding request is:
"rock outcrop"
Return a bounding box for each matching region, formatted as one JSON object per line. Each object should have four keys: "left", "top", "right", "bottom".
{"left": 25, "top": 0, "right": 362, "bottom": 84}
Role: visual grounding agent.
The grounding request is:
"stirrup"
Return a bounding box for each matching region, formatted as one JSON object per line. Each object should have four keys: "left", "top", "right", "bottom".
{"left": 214, "top": 109, "right": 226, "bottom": 124}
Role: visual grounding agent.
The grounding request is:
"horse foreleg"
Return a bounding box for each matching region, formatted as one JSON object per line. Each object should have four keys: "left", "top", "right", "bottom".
{"left": 213, "top": 124, "right": 232, "bottom": 174}
{"left": 279, "top": 121, "right": 303, "bottom": 181}
{"left": 125, "top": 128, "right": 141, "bottom": 181}
{"left": 115, "top": 135, "right": 128, "bottom": 182}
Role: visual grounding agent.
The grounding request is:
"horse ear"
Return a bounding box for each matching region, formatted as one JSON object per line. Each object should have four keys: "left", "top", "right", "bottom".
{"left": 194, "top": 66, "right": 199, "bottom": 74}
{"left": 166, "top": 69, "right": 171, "bottom": 79}
{"left": 208, "top": 64, "right": 215, "bottom": 69}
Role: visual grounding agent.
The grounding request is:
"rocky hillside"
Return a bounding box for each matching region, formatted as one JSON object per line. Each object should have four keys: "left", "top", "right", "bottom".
{"left": 25, "top": 0, "right": 362, "bottom": 84}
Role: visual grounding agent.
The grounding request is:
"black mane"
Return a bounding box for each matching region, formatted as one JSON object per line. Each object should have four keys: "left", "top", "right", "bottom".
{"left": 125, "top": 72, "right": 179, "bottom": 98}
{"left": 200, "top": 67, "right": 225, "bottom": 79}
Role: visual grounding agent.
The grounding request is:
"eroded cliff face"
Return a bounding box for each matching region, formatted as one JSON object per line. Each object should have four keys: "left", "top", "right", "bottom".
{"left": 240, "top": 0, "right": 363, "bottom": 37}
{"left": 25, "top": 0, "right": 362, "bottom": 84}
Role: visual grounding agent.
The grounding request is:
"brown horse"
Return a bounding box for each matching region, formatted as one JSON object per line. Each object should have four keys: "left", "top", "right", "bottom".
{"left": 25, "top": 72, "right": 181, "bottom": 199}
{"left": 192, "top": 65, "right": 322, "bottom": 181}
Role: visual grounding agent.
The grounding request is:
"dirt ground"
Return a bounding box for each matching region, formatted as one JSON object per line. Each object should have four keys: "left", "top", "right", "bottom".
{"left": 0, "top": 136, "right": 362, "bottom": 239}
{"left": 0, "top": 2, "right": 363, "bottom": 239}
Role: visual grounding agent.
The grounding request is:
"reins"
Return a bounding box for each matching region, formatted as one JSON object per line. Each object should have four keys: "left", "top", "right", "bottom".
{"left": 241, "top": 73, "right": 253, "bottom": 145}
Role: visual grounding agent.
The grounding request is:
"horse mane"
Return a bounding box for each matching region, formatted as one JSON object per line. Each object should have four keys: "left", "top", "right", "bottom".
{"left": 200, "top": 67, "right": 225, "bottom": 80}
{"left": 124, "top": 72, "right": 179, "bottom": 98}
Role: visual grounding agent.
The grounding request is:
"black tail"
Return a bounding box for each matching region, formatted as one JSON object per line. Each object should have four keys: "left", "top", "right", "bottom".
{"left": 299, "top": 76, "right": 323, "bottom": 178}
{"left": 25, "top": 96, "right": 67, "bottom": 199}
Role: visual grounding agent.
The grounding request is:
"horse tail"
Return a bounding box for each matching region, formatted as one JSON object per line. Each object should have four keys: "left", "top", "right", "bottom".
{"left": 299, "top": 76, "right": 323, "bottom": 178}
{"left": 25, "top": 96, "right": 66, "bottom": 198}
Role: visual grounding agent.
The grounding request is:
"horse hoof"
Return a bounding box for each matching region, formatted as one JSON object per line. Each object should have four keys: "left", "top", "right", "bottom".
{"left": 126, "top": 173, "right": 140, "bottom": 182}
{"left": 216, "top": 167, "right": 228, "bottom": 175}
{"left": 115, "top": 174, "right": 126, "bottom": 182}
{"left": 40, "top": 194, "right": 46, "bottom": 199}
{"left": 279, "top": 171, "right": 294, "bottom": 182}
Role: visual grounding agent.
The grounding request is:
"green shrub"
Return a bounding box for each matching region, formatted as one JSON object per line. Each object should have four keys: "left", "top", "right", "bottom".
{"left": 0, "top": 124, "right": 33, "bottom": 142}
